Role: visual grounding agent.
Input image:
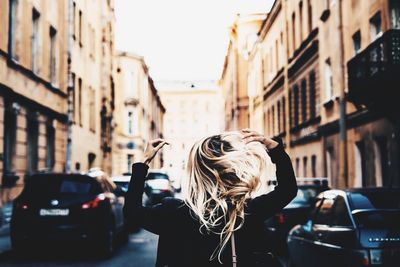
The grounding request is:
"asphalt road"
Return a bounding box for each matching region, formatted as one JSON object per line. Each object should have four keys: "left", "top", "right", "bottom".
{"left": 0, "top": 229, "right": 158, "bottom": 267}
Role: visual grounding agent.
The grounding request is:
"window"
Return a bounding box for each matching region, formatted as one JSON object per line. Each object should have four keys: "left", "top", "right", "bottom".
{"left": 127, "top": 154, "right": 134, "bottom": 172}
{"left": 127, "top": 111, "right": 134, "bottom": 135}
{"left": 324, "top": 58, "right": 333, "bottom": 101}
{"left": 89, "top": 88, "right": 95, "bottom": 132}
{"left": 275, "top": 39, "right": 279, "bottom": 71}
{"left": 311, "top": 155, "right": 317, "bottom": 177}
{"left": 282, "top": 97, "right": 286, "bottom": 132}
{"left": 331, "top": 196, "right": 352, "bottom": 227}
{"left": 309, "top": 71, "right": 316, "bottom": 118}
{"left": 370, "top": 12, "right": 382, "bottom": 41}
{"left": 272, "top": 106, "right": 275, "bottom": 135}
{"left": 8, "top": 0, "right": 19, "bottom": 60}
{"left": 27, "top": 113, "right": 39, "bottom": 174}
{"left": 72, "top": 2, "right": 76, "bottom": 39}
{"left": 49, "top": 26, "right": 57, "bottom": 85}
{"left": 31, "top": 8, "right": 40, "bottom": 74}
{"left": 299, "top": 1, "right": 303, "bottom": 41}
{"left": 77, "top": 78, "right": 82, "bottom": 125}
{"left": 307, "top": 0, "right": 313, "bottom": 33}
{"left": 46, "top": 120, "right": 55, "bottom": 170}
{"left": 303, "top": 156, "right": 308, "bottom": 177}
{"left": 296, "top": 158, "right": 300, "bottom": 176}
{"left": 78, "top": 10, "right": 83, "bottom": 45}
{"left": 3, "top": 101, "right": 18, "bottom": 174}
{"left": 72, "top": 73, "right": 76, "bottom": 122}
{"left": 277, "top": 101, "right": 281, "bottom": 133}
{"left": 314, "top": 198, "right": 335, "bottom": 225}
{"left": 294, "top": 86, "right": 299, "bottom": 126}
{"left": 390, "top": 0, "right": 400, "bottom": 29}
{"left": 301, "top": 79, "right": 307, "bottom": 122}
{"left": 352, "top": 31, "right": 361, "bottom": 55}
{"left": 292, "top": 12, "right": 296, "bottom": 52}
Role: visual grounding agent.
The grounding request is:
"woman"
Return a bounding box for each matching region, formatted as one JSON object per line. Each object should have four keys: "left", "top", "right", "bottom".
{"left": 124, "top": 129, "right": 297, "bottom": 267}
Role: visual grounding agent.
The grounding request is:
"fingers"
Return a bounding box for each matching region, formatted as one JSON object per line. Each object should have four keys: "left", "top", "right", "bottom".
{"left": 155, "top": 140, "right": 169, "bottom": 151}
{"left": 244, "top": 136, "right": 265, "bottom": 144}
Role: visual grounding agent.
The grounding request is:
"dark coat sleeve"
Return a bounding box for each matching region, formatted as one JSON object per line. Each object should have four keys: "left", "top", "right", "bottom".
{"left": 123, "top": 163, "right": 174, "bottom": 235}
{"left": 247, "top": 138, "right": 298, "bottom": 221}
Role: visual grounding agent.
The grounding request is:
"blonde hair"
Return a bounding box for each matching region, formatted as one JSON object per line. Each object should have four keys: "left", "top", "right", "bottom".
{"left": 182, "top": 131, "right": 268, "bottom": 263}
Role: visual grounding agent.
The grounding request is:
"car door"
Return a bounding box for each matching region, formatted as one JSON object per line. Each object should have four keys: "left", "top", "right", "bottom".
{"left": 287, "top": 196, "right": 324, "bottom": 267}
{"left": 323, "top": 195, "right": 358, "bottom": 267}
{"left": 309, "top": 196, "right": 336, "bottom": 267}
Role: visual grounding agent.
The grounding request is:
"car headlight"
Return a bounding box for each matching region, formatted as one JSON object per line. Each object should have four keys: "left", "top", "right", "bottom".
{"left": 369, "top": 249, "right": 383, "bottom": 265}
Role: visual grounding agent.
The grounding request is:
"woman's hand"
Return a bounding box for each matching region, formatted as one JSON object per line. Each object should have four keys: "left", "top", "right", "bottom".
{"left": 141, "top": 138, "right": 169, "bottom": 165}
{"left": 241, "top": 129, "right": 279, "bottom": 150}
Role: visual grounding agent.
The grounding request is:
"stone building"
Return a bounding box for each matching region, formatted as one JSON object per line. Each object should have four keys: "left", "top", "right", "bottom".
{"left": 220, "top": 14, "right": 266, "bottom": 131}
{"left": 113, "top": 52, "right": 165, "bottom": 175}
{"left": 159, "top": 81, "right": 223, "bottom": 190}
{"left": 0, "top": 0, "right": 116, "bottom": 206}
{"left": 0, "top": 0, "right": 69, "bottom": 202}
{"left": 69, "top": 0, "right": 116, "bottom": 174}
{"left": 232, "top": 0, "right": 400, "bottom": 188}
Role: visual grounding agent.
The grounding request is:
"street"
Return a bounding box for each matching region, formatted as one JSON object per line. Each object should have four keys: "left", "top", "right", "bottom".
{"left": 0, "top": 230, "right": 158, "bottom": 267}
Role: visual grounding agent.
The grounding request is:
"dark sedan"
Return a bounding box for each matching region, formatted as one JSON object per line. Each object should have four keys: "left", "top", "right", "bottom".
{"left": 10, "top": 172, "right": 127, "bottom": 257}
{"left": 287, "top": 188, "right": 400, "bottom": 267}
{"left": 264, "top": 182, "right": 328, "bottom": 254}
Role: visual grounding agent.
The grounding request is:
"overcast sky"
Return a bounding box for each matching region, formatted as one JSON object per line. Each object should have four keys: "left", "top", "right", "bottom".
{"left": 115, "top": 0, "right": 274, "bottom": 82}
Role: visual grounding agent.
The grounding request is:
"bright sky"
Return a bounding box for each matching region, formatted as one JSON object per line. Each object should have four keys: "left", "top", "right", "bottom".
{"left": 115, "top": 0, "right": 274, "bottom": 82}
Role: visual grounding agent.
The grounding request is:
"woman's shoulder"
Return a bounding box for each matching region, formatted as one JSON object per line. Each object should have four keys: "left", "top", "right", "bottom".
{"left": 161, "top": 197, "right": 186, "bottom": 210}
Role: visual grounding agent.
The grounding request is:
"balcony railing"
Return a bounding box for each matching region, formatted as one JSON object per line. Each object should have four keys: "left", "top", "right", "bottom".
{"left": 347, "top": 29, "right": 400, "bottom": 119}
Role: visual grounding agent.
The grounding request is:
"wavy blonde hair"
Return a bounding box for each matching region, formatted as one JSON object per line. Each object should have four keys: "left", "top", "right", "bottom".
{"left": 182, "top": 131, "right": 268, "bottom": 263}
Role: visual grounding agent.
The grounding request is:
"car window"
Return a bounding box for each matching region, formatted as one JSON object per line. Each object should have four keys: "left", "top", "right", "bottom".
{"left": 60, "top": 180, "right": 91, "bottom": 194}
{"left": 147, "top": 173, "right": 169, "bottom": 180}
{"left": 331, "top": 196, "right": 352, "bottom": 227}
{"left": 313, "top": 198, "right": 335, "bottom": 225}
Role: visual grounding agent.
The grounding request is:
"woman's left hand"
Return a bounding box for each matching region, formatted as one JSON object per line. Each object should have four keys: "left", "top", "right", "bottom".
{"left": 141, "top": 139, "right": 169, "bottom": 165}
{"left": 241, "top": 129, "right": 279, "bottom": 150}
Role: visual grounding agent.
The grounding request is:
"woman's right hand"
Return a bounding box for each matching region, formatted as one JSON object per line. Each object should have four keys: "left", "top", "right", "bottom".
{"left": 141, "top": 139, "right": 169, "bottom": 165}
{"left": 241, "top": 129, "right": 279, "bottom": 150}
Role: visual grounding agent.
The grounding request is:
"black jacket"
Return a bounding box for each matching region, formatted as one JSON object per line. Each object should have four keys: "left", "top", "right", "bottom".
{"left": 123, "top": 140, "right": 297, "bottom": 267}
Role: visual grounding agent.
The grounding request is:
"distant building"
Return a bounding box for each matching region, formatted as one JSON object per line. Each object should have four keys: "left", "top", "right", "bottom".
{"left": 113, "top": 52, "right": 165, "bottom": 175}
{"left": 159, "top": 81, "right": 224, "bottom": 189}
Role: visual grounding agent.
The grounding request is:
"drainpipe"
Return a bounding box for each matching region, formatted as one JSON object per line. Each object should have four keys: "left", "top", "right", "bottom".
{"left": 338, "top": 0, "right": 349, "bottom": 187}
{"left": 65, "top": 0, "right": 74, "bottom": 172}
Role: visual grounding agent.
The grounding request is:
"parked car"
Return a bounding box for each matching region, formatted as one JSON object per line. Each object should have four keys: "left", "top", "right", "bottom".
{"left": 112, "top": 173, "right": 131, "bottom": 193}
{"left": 144, "top": 170, "right": 174, "bottom": 206}
{"left": 287, "top": 188, "right": 400, "bottom": 267}
{"left": 263, "top": 178, "right": 329, "bottom": 254}
{"left": 10, "top": 171, "right": 127, "bottom": 257}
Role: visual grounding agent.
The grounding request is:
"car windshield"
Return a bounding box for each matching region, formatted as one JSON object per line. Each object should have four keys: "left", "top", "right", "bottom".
{"left": 147, "top": 173, "right": 169, "bottom": 180}
{"left": 350, "top": 190, "right": 400, "bottom": 229}
{"left": 115, "top": 181, "right": 129, "bottom": 191}
{"left": 24, "top": 174, "right": 101, "bottom": 196}
{"left": 352, "top": 210, "right": 400, "bottom": 229}
{"left": 291, "top": 187, "right": 319, "bottom": 204}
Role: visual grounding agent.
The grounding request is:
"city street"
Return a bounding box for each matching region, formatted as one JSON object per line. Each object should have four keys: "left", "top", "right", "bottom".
{"left": 0, "top": 230, "right": 158, "bottom": 267}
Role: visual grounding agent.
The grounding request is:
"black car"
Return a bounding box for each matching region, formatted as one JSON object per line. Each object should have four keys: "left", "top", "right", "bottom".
{"left": 10, "top": 172, "right": 127, "bottom": 257}
{"left": 263, "top": 180, "right": 329, "bottom": 254}
{"left": 144, "top": 170, "right": 174, "bottom": 206}
{"left": 287, "top": 188, "right": 400, "bottom": 267}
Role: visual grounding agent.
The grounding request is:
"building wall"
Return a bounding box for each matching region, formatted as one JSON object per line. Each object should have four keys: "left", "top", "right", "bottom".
{"left": 0, "top": 0, "right": 69, "bottom": 205}
{"left": 237, "top": 0, "right": 399, "bottom": 188}
{"left": 112, "top": 52, "right": 165, "bottom": 175}
{"left": 159, "top": 82, "right": 224, "bottom": 189}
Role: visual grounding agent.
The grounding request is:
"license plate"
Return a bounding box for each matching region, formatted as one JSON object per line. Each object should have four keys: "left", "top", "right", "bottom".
{"left": 39, "top": 209, "right": 69, "bottom": 216}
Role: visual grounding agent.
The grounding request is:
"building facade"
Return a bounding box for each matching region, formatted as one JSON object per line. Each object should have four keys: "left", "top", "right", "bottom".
{"left": 113, "top": 52, "right": 165, "bottom": 175}
{"left": 69, "top": 0, "right": 116, "bottom": 174}
{"left": 0, "top": 0, "right": 116, "bottom": 207}
{"left": 159, "top": 82, "right": 224, "bottom": 190}
{"left": 231, "top": 0, "right": 400, "bottom": 188}
{"left": 220, "top": 14, "right": 266, "bottom": 131}
{"left": 0, "top": 0, "right": 69, "bottom": 203}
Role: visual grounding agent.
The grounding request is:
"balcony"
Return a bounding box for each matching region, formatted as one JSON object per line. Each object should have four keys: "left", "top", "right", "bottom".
{"left": 347, "top": 29, "right": 400, "bottom": 120}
